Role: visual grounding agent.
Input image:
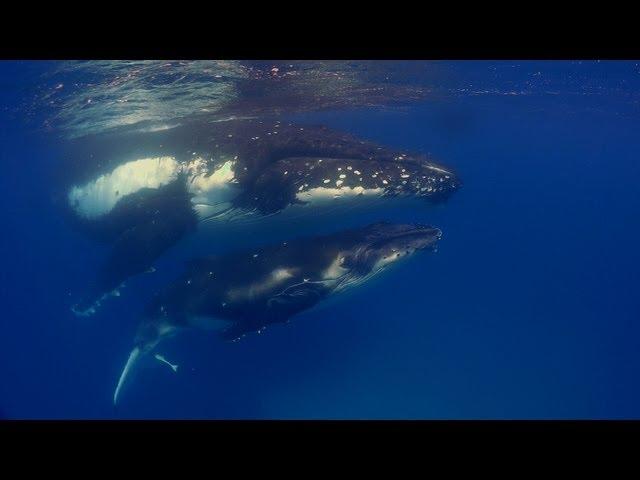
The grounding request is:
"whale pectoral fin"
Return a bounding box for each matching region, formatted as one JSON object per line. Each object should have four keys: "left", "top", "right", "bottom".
{"left": 113, "top": 347, "right": 141, "bottom": 406}
{"left": 105, "top": 218, "right": 190, "bottom": 284}
{"left": 217, "top": 313, "right": 289, "bottom": 342}
{"left": 77, "top": 215, "right": 196, "bottom": 316}
{"left": 265, "top": 291, "right": 318, "bottom": 313}
{"left": 264, "top": 282, "right": 327, "bottom": 324}
{"left": 220, "top": 283, "right": 327, "bottom": 342}
{"left": 154, "top": 353, "right": 179, "bottom": 373}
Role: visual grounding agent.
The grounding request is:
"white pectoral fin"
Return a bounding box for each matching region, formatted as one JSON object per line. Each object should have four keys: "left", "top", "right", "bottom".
{"left": 113, "top": 347, "right": 141, "bottom": 406}
{"left": 154, "top": 353, "right": 179, "bottom": 373}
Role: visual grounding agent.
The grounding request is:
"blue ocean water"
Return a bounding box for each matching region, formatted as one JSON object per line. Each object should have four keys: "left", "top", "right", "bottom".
{"left": 1, "top": 61, "right": 639, "bottom": 419}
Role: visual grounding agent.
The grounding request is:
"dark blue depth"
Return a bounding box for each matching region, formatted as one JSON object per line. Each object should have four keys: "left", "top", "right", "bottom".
{"left": 1, "top": 61, "right": 639, "bottom": 419}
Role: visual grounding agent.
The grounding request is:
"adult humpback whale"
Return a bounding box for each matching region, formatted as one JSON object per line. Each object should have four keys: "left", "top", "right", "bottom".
{"left": 113, "top": 222, "right": 442, "bottom": 404}
{"left": 63, "top": 118, "right": 460, "bottom": 315}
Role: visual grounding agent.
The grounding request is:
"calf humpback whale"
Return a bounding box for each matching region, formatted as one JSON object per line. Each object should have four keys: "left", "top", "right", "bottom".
{"left": 113, "top": 222, "right": 442, "bottom": 404}
{"left": 61, "top": 119, "right": 460, "bottom": 315}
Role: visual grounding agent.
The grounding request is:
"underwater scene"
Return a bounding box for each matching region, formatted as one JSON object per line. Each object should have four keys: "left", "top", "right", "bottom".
{"left": 1, "top": 60, "right": 639, "bottom": 419}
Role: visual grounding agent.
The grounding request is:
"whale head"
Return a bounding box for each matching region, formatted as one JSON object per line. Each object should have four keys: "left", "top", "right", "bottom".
{"left": 342, "top": 222, "right": 442, "bottom": 276}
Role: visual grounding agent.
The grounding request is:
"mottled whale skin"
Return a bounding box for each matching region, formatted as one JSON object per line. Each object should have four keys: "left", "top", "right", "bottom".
{"left": 113, "top": 222, "right": 442, "bottom": 404}
{"left": 61, "top": 119, "right": 459, "bottom": 314}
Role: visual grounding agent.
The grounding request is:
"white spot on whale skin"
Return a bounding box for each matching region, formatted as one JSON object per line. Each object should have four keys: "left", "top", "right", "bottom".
{"left": 296, "top": 185, "right": 383, "bottom": 204}
{"left": 68, "top": 156, "right": 179, "bottom": 219}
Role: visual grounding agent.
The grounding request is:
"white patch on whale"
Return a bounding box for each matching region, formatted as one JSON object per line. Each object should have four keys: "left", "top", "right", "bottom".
{"left": 68, "top": 156, "right": 180, "bottom": 219}
{"left": 186, "top": 158, "right": 241, "bottom": 220}
{"left": 226, "top": 267, "right": 297, "bottom": 302}
{"left": 68, "top": 156, "right": 242, "bottom": 221}
{"left": 322, "top": 255, "right": 348, "bottom": 282}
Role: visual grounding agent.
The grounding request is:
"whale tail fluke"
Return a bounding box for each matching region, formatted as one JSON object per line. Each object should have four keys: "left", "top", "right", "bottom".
{"left": 113, "top": 347, "right": 141, "bottom": 406}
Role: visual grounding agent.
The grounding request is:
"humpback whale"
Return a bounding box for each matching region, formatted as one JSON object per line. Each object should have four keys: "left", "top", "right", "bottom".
{"left": 63, "top": 119, "right": 460, "bottom": 315}
{"left": 43, "top": 62, "right": 460, "bottom": 315}
{"left": 113, "top": 222, "right": 442, "bottom": 404}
